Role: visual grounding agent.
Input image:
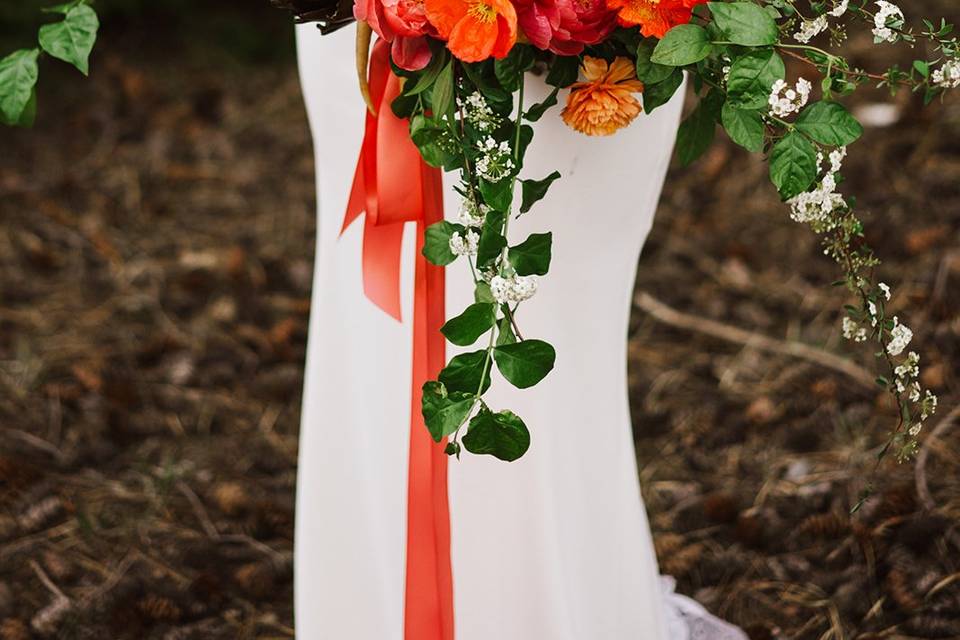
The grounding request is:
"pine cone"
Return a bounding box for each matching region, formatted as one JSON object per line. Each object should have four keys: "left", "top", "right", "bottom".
{"left": 270, "top": 0, "right": 356, "bottom": 34}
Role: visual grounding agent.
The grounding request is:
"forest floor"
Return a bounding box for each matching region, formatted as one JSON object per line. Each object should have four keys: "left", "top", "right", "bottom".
{"left": 1, "top": 4, "right": 960, "bottom": 639}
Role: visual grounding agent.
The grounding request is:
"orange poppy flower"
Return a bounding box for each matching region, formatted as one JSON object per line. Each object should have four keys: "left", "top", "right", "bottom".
{"left": 425, "top": 0, "right": 518, "bottom": 62}
{"left": 561, "top": 57, "right": 644, "bottom": 136}
{"left": 606, "top": 0, "right": 705, "bottom": 38}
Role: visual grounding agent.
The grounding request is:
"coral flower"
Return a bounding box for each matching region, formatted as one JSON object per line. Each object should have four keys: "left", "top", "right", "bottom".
{"left": 355, "top": 0, "right": 435, "bottom": 69}
{"left": 561, "top": 57, "right": 643, "bottom": 136}
{"left": 514, "top": 0, "right": 616, "bottom": 55}
{"left": 425, "top": 0, "right": 518, "bottom": 62}
{"left": 605, "top": 0, "right": 707, "bottom": 38}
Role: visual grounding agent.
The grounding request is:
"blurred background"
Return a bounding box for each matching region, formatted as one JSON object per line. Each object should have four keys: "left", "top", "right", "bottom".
{"left": 1, "top": 1, "right": 958, "bottom": 638}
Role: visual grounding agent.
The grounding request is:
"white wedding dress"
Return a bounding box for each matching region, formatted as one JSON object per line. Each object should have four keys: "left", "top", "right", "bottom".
{"left": 294, "top": 24, "right": 747, "bottom": 640}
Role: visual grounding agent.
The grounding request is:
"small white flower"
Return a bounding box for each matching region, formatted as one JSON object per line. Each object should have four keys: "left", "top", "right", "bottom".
{"left": 769, "top": 78, "right": 812, "bottom": 118}
{"left": 475, "top": 137, "right": 514, "bottom": 183}
{"left": 878, "top": 282, "right": 891, "bottom": 301}
{"left": 909, "top": 423, "right": 922, "bottom": 437}
{"left": 841, "top": 317, "right": 868, "bottom": 342}
{"left": 921, "top": 390, "right": 938, "bottom": 420}
{"left": 458, "top": 91, "right": 501, "bottom": 132}
{"left": 868, "top": 301, "right": 879, "bottom": 326}
{"left": 490, "top": 274, "right": 538, "bottom": 304}
{"left": 894, "top": 351, "right": 920, "bottom": 379}
{"left": 458, "top": 196, "right": 490, "bottom": 228}
{"left": 872, "top": 1, "right": 903, "bottom": 43}
{"left": 886, "top": 316, "right": 913, "bottom": 356}
{"left": 829, "top": 0, "right": 849, "bottom": 17}
{"left": 449, "top": 229, "right": 480, "bottom": 257}
{"left": 828, "top": 147, "right": 847, "bottom": 173}
{"left": 932, "top": 59, "right": 960, "bottom": 89}
{"left": 794, "top": 15, "right": 829, "bottom": 43}
{"left": 908, "top": 381, "right": 922, "bottom": 402}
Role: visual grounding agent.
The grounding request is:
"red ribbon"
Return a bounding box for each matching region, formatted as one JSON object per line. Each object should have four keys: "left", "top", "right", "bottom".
{"left": 341, "top": 38, "right": 455, "bottom": 640}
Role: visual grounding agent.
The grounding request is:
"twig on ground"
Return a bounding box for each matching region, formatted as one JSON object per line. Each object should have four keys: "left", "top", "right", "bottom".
{"left": 915, "top": 403, "right": 960, "bottom": 511}
{"left": 634, "top": 291, "right": 876, "bottom": 389}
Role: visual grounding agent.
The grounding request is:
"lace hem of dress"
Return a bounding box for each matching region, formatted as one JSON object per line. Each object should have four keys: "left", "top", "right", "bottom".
{"left": 661, "top": 577, "right": 748, "bottom": 640}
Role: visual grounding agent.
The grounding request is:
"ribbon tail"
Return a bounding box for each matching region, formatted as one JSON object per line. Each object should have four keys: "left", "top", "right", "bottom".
{"left": 405, "top": 164, "right": 453, "bottom": 640}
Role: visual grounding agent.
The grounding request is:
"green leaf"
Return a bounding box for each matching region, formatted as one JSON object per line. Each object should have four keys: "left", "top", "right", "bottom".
{"left": 441, "top": 303, "right": 497, "bottom": 346}
{"left": 769, "top": 131, "right": 818, "bottom": 200}
{"left": 38, "top": 4, "right": 99, "bottom": 76}
{"left": 675, "top": 92, "right": 721, "bottom": 166}
{"left": 494, "top": 45, "right": 536, "bottom": 91}
{"left": 708, "top": 2, "right": 778, "bottom": 46}
{"left": 475, "top": 281, "right": 495, "bottom": 303}
{"left": 635, "top": 38, "right": 675, "bottom": 85}
{"left": 444, "top": 441, "right": 461, "bottom": 457}
{"left": 421, "top": 381, "right": 474, "bottom": 441}
{"left": 42, "top": 1, "right": 84, "bottom": 14}
{"left": 493, "top": 339, "right": 556, "bottom": 389}
{"left": 392, "top": 91, "right": 419, "bottom": 119}
{"left": 795, "top": 101, "right": 863, "bottom": 146}
{"left": 643, "top": 68, "right": 684, "bottom": 113}
{"left": 519, "top": 171, "right": 561, "bottom": 214}
{"left": 525, "top": 87, "right": 558, "bottom": 122}
{"left": 721, "top": 102, "right": 764, "bottom": 152}
{"left": 14, "top": 87, "right": 37, "bottom": 127}
{"left": 726, "top": 49, "right": 785, "bottom": 109}
{"left": 0, "top": 49, "right": 40, "bottom": 124}
{"left": 476, "top": 209, "right": 506, "bottom": 266}
{"left": 546, "top": 55, "right": 580, "bottom": 88}
{"left": 404, "top": 50, "right": 448, "bottom": 95}
{"left": 423, "top": 221, "right": 463, "bottom": 266}
{"left": 462, "top": 408, "right": 530, "bottom": 461}
{"left": 496, "top": 315, "right": 516, "bottom": 346}
{"left": 651, "top": 24, "right": 713, "bottom": 66}
{"left": 439, "top": 350, "right": 492, "bottom": 395}
{"left": 508, "top": 232, "right": 552, "bottom": 276}
{"left": 479, "top": 177, "right": 513, "bottom": 212}
{"left": 431, "top": 60, "right": 455, "bottom": 118}
{"left": 409, "top": 114, "right": 458, "bottom": 168}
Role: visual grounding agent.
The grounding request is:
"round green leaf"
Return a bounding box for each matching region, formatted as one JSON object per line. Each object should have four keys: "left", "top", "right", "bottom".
{"left": 769, "top": 131, "right": 818, "bottom": 200}
{"left": 642, "top": 68, "right": 684, "bottom": 114}
{"left": 795, "top": 101, "right": 864, "bottom": 146}
{"left": 462, "top": 408, "right": 530, "bottom": 461}
{"left": 0, "top": 49, "right": 39, "bottom": 124}
{"left": 421, "top": 381, "right": 474, "bottom": 441}
{"left": 493, "top": 339, "right": 555, "bottom": 389}
{"left": 726, "top": 49, "right": 785, "bottom": 110}
{"left": 675, "top": 92, "right": 721, "bottom": 167}
{"left": 721, "top": 102, "right": 765, "bottom": 152}
{"left": 650, "top": 25, "right": 713, "bottom": 66}
{"left": 708, "top": 2, "right": 779, "bottom": 46}
{"left": 635, "top": 39, "right": 675, "bottom": 85}
{"left": 439, "top": 350, "right": 492, "bottom": 394}
{"left": 441, "top": 303, "right": 497, "bottom": 346}
{"left": 423, "top": 221, "right": 464, "bottom": 266}
{"left": 38, "top": 4, "right": 99, "bottom": 76}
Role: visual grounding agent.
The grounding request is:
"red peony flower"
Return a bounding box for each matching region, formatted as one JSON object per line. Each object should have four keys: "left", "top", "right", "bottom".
{"left": 514, "top": 0, "right": 616, "bottom": 55}
{"left": 606, "top": 0, "right": 707, "bottom": 39}
{"left": 355, "top": 0, "right": 435, "bottom": 70}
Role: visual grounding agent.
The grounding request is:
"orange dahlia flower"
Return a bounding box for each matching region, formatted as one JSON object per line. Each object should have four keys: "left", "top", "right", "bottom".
{"left": 606, "top": 0, "right": 707, "bottom": 38}
{"left": 561, "top": 57, "right": 644, "bottom": 136}
{"left": 425, "top": 0, "right": 517, "bottom": 62}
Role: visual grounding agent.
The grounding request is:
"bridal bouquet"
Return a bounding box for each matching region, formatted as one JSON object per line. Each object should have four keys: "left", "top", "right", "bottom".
{"left": 281, "top": 0, "right": 957, "bottom": 465}
{"left": 279, "top": 0, "right": 955, "bottom": 465}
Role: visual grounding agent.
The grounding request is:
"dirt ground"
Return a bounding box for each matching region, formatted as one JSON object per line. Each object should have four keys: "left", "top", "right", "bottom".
{"left": 1, "top": 4, "right": 960, "bottom": 639}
